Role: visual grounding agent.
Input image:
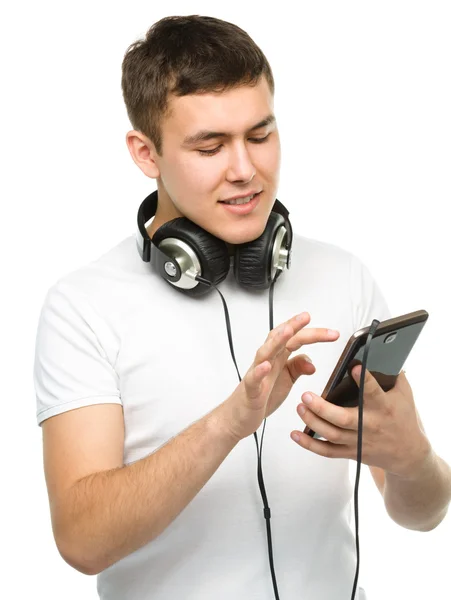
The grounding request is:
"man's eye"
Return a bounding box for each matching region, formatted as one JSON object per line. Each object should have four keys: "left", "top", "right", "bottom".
{"left": 198, "top": 146, "right": 222, "bottom": 156}
{"left": 248, "top": 135, "right": 271, "bottom": 144}
{"left": 197, "top": 134, "right": 271, "bottom": 157}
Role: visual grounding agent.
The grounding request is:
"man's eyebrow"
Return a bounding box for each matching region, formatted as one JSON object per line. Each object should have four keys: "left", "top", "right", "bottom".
{"left": 182, "top": 114, "right": 276, "bottom": 146}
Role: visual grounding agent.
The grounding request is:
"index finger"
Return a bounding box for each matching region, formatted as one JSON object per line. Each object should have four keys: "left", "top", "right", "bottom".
{"left": 285, "top": 327, "right": 340, "bottom": 352}
{"left": 300, "top": 391, "right": 358, "bottom": 431}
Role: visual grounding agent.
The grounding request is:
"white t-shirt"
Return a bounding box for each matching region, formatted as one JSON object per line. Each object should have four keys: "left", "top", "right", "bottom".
{"left": 34, "top": 230, "right": 391, "bottom": 600}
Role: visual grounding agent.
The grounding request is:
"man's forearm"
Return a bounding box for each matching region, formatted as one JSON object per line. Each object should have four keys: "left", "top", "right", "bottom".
{"left": 58, "top": 401, "right": 239, "bottom": 575}
{"left": 383, "top": 448, "right": 451, "bottom": 532}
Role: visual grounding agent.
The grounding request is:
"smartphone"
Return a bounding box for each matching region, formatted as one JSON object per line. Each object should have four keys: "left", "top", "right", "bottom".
{"left": 303, "top": 309, "right": 429, "bottom": 439}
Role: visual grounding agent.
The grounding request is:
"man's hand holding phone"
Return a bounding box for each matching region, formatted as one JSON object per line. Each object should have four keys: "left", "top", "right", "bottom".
{"left": 291, "top": 366, "right": 432, "bottom": 479}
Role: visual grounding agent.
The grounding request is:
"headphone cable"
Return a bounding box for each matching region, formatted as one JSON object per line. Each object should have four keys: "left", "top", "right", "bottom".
{"left": 350, "top": 318, "right": 380, "bottom": 599}
{"left": 197, "top": 272, "right": 380, "bottom": 600}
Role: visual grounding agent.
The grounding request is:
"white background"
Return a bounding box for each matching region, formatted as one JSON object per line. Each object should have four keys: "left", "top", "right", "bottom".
{"left": 1, "top": 1, "right": 450, "bottom": 598}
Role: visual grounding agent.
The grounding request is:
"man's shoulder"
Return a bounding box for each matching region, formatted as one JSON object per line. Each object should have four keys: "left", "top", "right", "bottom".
{"left": 291, "top": 231, "right": 356, "bottom": 269}
{"left": 42, "top": 233, "right": 143, "bottom": 309}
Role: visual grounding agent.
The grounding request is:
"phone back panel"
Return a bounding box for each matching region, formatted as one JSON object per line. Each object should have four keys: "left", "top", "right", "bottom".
{"left": 324, "top": 310, "right": 428, "bottom": 409}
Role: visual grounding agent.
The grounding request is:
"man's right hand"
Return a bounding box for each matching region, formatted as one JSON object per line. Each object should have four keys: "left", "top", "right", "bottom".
{"left": 219, "top": 312, "right": 340, "bottom": 442}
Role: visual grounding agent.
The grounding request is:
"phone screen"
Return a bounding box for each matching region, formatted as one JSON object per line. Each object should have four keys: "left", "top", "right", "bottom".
{"left": 324, "top": 319, "right": 428, "bottom": 409}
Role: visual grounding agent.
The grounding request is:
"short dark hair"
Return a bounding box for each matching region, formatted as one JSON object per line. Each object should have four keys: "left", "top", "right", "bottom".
{"left": 121, "top": 15, "right": 275, "bottom": 156}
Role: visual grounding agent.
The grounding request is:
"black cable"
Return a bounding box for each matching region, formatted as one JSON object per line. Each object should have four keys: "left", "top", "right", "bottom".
{"left": 196, "top": 272, "right": 380, "bottom": 600}
{"left": 199, "top": 273, "right": 281, "bottom": 599}
{"left": 350, "top": 318, "right": 380, "bottom": 599}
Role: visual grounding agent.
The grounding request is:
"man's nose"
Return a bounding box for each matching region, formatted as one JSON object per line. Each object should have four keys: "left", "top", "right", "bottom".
{"left": 226, "top": 144, "right": 256, "bottom": 183}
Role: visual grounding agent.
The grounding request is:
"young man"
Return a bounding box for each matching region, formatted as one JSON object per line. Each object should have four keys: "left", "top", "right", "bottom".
{"left": 34, "top": 15, "right": 450, "bottom": 600}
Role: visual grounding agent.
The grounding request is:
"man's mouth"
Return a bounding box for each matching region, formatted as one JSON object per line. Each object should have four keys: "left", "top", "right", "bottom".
{"left": 219, "top": 192, "right": 260, "bottom": 205}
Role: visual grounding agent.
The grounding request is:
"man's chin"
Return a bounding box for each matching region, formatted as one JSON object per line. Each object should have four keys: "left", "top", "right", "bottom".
{"left": 216, "top": 224, "right": 266, "bottom": 247}
{"left": 200, "top": 207, "right": 270, "bottom": 246}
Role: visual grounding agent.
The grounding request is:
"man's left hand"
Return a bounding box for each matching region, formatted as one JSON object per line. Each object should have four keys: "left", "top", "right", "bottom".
{"left": 291, "top": 367, "right": 432, "bottom": 478}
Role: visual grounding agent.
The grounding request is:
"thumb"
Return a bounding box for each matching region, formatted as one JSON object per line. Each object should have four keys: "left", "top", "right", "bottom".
{"left": 286, "top": 354, "right": 315, "bottom": 384}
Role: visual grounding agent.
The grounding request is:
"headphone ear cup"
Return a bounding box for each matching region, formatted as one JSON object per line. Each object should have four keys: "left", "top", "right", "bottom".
{"left": 234, "top": 212, "right": 285, "bottom": 289}
{"left": 151, "top": 218, "right": 230, "bottom": 297}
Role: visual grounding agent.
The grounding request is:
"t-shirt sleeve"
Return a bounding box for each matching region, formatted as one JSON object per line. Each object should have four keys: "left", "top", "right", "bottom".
{"left": 350, "top": 253, "right": 392, "bottom": 332}
{"left": 33, "top": 281, "right": 122, "bottom": 427}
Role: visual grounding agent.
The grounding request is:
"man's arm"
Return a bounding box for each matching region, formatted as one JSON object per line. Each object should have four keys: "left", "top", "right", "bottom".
{"left": 370, "top": 449, "right": 451, "bottom": 531}
{"left": 44, "top": 401, "right": 239, "bottom": 576}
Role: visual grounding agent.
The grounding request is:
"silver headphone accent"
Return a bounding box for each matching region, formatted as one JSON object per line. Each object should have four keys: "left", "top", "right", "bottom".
{"left": 158, "top": 238, "right": 202, "bottom": 290}
{"left": 271, "top": 226, "right": 289, "bottom": 278}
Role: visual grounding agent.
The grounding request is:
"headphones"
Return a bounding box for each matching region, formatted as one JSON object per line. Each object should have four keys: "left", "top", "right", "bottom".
{"left": 135, "top": 190, "right": 294, "bottom": 295}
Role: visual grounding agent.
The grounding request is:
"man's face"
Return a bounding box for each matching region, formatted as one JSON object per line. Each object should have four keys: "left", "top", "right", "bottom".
{"left": 140, "top": 76, "right": 281, "bottom": 245}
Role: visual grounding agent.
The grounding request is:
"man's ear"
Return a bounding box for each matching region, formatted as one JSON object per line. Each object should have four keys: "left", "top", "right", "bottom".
{"left": 125, "top": 130, "right": 160, "bottom": 179}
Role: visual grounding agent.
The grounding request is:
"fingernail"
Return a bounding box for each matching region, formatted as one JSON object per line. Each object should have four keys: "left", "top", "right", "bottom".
{"left": 304, "top": 355, "right": 313, "bottom": 363}
{"left": 296, "top": 312, "right": 307, "bottom": 321}
{"left": 328, "top": 329, "right": 339, "bottom": 336}
{"left": 303, "top": 393, "right": 313, "bottom": 404}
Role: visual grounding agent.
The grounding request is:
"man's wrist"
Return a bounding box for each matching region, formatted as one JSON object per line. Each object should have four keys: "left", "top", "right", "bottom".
{"left": 208, "top": 401, "right": 243, "bottom": 447}
{"left": 386, "top": 436, "right": 434, "bottom": 482}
